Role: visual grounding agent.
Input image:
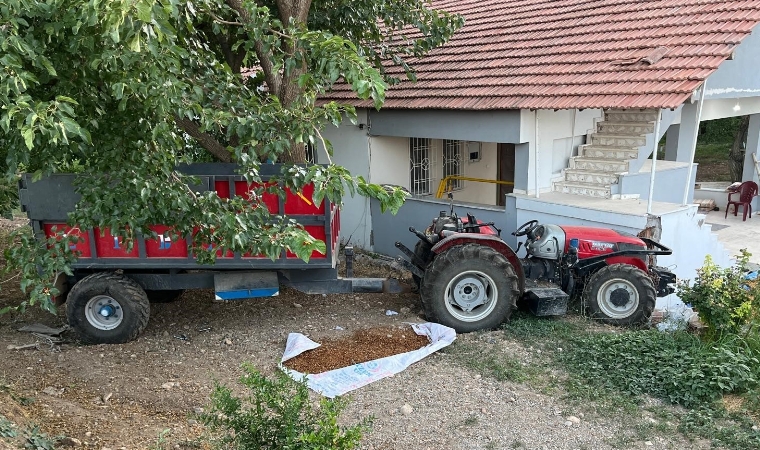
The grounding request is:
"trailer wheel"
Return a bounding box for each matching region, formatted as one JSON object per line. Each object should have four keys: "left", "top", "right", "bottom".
{"left": 421, "top": 244, "right": 519, "bottom": 333}
{"left": 66, "top": 272, "right": 150, "bottom": 344}
{"left": 583, "top": 264, "right": 655, "bottom": 325}
{"left": 412, "top": 240, "right": 433, "bottom": 289}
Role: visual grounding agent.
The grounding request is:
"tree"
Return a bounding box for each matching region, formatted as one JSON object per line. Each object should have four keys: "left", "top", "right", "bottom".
{"left": 729, "top": 115, "right": 750, "bottom": 182}
{"left": 0, "top": 0, "right": 463, "bottom": 311}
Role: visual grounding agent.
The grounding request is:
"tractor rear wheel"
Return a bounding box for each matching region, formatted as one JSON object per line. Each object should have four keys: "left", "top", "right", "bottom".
{"left": 420, "top": 244, "right": 519, "bottom": 333}
{"left": 66, "top": 272, "right": 150, "bottom": 344}
{"left": 583, "top": 263, "right": 655, "bottom": 325}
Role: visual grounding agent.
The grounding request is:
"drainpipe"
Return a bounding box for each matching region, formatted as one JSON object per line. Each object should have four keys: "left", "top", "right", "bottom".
{"left": 646, "top": 109, "right": 662, "bottom": 214}
{"left": 534, "top": 110, "right": 540, "bottom": 198}
{"left": 682, "top": 82, "right": 707, "bottom": 206}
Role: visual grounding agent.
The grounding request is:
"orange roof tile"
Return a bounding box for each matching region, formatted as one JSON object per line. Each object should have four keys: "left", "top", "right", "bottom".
{"left": 321, "top": 0, "right": 760, "bottom": 110}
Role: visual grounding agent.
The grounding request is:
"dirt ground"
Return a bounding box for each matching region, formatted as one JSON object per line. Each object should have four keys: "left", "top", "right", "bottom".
{"left": 1, "top": 283, "right": 429, "bottom": 449}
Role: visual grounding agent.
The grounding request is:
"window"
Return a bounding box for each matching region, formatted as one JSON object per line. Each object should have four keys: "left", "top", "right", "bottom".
{"left": 409, "top": 138, "right": 431, "bottom": 195}
{"left": 443, "top": 140, "right": 464, "bottom": 190}
{"left": 305, "top": 142, "right": 316, "bottom": 164}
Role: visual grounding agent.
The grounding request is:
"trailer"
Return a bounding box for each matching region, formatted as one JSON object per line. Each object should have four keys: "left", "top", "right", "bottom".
{"left": 19, "top": 164, "right": 401, "bottom": 344}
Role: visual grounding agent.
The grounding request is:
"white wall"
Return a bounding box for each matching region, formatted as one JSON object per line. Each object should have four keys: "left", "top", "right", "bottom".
{"left": 318, "top": 111, "right": 373, "bottom": 249}
{"left": 657, "top": 206, "right": 733, "bottom": 310}
{"left": 368, "top": 135, "right": 409, "bottom": 188}
{"left": 518, "top": 109, "right": 602, "bottom": 195}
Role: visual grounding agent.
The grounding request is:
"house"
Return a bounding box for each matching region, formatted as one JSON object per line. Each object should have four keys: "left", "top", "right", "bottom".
{"left": 316, "top": 0, "right": 760, "bottom": 307}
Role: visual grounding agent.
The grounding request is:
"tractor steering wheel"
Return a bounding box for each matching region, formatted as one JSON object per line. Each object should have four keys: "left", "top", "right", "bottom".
{"left": 513, "top": 220, "right": 540, "bottom": 237}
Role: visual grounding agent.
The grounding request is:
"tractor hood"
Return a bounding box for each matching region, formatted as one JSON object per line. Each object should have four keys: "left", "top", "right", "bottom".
{"left": 559, "top": 226, "right": 647, "bottom": 258}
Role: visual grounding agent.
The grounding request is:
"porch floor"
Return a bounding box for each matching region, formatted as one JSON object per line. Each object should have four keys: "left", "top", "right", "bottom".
{"left": 525, "top": 191, "right": 691, "bottom": 216}
{"left": 703, "top": 206, "right": 760, "bottom": 262}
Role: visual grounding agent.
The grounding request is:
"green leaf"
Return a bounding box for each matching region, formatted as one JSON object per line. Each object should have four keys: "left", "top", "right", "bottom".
{"left": 22, "top": 128, "right": 34, "bottom": 149}
{"left": 136, "top": 0, "right": 153, "bottom": 23}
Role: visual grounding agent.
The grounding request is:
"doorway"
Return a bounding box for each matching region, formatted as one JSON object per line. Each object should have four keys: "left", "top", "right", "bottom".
{"left": 497, "top": 143, "right": 515, "bottom": 206}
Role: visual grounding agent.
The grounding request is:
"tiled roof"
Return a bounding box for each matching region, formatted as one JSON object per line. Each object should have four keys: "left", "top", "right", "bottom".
{"left": 322, "top": 0, "right": 760, "bottom": 110}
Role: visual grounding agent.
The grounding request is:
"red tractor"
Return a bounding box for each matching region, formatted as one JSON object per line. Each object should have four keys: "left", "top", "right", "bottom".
{"left": 396, "top": 209, "right": 676, "bottom": 333}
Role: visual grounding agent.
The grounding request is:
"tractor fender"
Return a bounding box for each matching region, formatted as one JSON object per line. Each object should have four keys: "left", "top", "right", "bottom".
{"left": 431, "top": 233, "right": 525, "bottom": 294}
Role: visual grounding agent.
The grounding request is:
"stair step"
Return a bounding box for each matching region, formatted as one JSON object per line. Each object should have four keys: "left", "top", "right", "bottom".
{"left": 591, "top": 133, "right": 647, "bottom": 147}
{"left": 564, "top": 169, "right": 619, "bottom": 185}
{"left": 598, "top": 121, "right": 655, "bottom": 135}
{"left": 570, "top": 157, "right": 629, "bottom": 172}
{"left": 554, "top": 181, "right": 611, "bottom": 198}
{"left": 604, "top": 109, "right": 659, "bottom": 122}
{"left": 580, "top": 145, "right": 639, "bottom": 160}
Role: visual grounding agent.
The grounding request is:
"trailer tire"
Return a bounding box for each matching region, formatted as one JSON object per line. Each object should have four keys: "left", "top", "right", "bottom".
{"left": 583, "top": 263, "right": 655, "bottom": 325}
{"left": 66, "top": 272, "right": 150, "bottom": 344}
{"left": 421, "top": 244, "right": 519, "bottom": 333}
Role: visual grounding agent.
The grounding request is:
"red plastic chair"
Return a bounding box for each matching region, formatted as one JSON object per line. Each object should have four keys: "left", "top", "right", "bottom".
{"left": 725, "top": 181, "right": 759, "bottom": 221}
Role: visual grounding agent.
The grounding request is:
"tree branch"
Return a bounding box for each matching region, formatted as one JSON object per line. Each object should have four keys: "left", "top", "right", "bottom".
{"left": 174, "top": 116, "right": 232, "bottom": 163}
{"left": 226, "top": 0, "right": 283, "bottom": 94}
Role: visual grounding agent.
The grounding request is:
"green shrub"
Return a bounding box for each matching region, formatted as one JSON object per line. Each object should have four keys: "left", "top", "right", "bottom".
{"left": 677, "top": 251, "right": 760, "bottom": 340}
{"left": 201, "top": 364, "right": 371, "bottom": 450}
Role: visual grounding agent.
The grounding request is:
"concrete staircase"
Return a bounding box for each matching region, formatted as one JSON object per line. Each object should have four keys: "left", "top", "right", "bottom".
{"left": 555, "top": 109, "right": 658, "bottom": 198}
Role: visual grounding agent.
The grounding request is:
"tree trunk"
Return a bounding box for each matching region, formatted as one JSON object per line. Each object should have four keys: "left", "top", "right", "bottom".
{"left": 729, "top": 116, "right": 750, "bottom": 182}
{"left": 227, "top": 0, "right": 312, "bottom": 164}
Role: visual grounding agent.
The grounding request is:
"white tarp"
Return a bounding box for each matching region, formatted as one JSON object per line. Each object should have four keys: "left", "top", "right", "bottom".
{"left": 279, "top": 322, "right": 456, "bottom": 398}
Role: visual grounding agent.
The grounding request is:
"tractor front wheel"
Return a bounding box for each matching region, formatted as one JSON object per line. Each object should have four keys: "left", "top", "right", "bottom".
{"left": 420, "top": 244, "right": 519, "bottom": 333}
{"left": 583, "top": 264, "right": 655, "bottom": 325}
{"left": 66, "top": 272, "right": 150, "bottom": 344}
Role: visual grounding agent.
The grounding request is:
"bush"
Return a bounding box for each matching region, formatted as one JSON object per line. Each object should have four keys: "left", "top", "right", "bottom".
{"left": 201, "top": 364, "right": 371, "bottom": 450}
{"left": 677, "top": 251, "right": 760, "bottom": 340}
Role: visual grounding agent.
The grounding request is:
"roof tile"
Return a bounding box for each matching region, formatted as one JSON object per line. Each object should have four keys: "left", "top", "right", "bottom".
{"left": 321, "top": 0, "right": 760, "bottom": 110}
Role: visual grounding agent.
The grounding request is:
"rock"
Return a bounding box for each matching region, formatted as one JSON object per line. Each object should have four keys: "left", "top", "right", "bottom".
{"left": 102, "top": 392, "right": 113, "bottom": 403}
{"left": 162, "top": 331, "right": 169, "bottom": 337}
{"left": 193, "top": 407, "right": 204, "bottom": 415}
{"left": 753, "top": 425, "right": 759, "bottom": 431}
{"left": 294, "top": 303, "right": 303, "bottom": 308}
{"left": 58, "top": 437, "right": 82, "bottom": 447}
{"left": 578, "top": 412, "right": 584, "bottom": 419}
{"left": 474, "top": 374, "right": 481, "bottom": 380}
{"left": 223, "top": 338, "right": 233, "bottom": 345}
{"left": 400, "top": 307, "right": 411, "bottom": 314}
{"left": 645, "top": 441, "right": 654, "bottom": 446}
{"left": 85, "top": 432, "right": 92, "bottom": 438}
{"left": 42, "top": 386, "right": 64, "bottom": 396}
{"left": 187, "top": 419, "right": 198, "bottom": 426}
{"left": 564, "top": 420, "right": 573, "bottom": 427}
{"left": 161, "top": 382, "right": 174, "bottom": 390}
{"left": 400, "top": 404, "right": 413, "bottom": 415}
{"left": 102, "top": 447, "right": 112, "bottom": 450}
{"left": 567, "top": 416, "right": 581, "bottom": 424}
{"left": 481, "top": 408, "right": 487, "bottom": 414}
{"left": 508, "top": 397, "right": 516, "bottom": 403}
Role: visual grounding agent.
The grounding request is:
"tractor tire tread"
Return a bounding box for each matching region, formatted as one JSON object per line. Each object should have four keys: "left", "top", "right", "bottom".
{"left": 420, "top": 244, "right": 519, "bottom": 332}
{"left": 583, "top": 263, "right": 655, "bottom": 325}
